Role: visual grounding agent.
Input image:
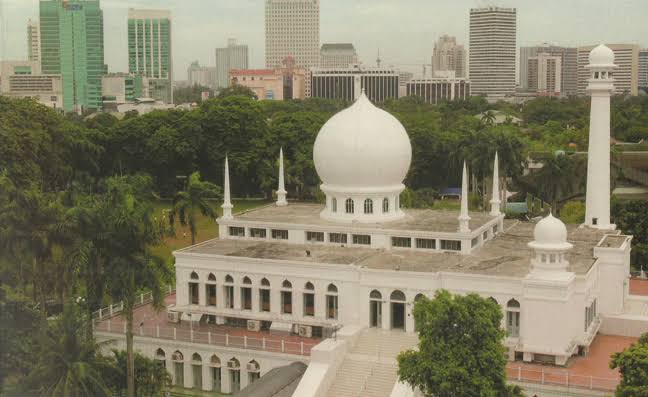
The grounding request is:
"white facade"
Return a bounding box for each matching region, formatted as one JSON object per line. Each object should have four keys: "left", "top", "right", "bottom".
{"left": 27, "top": 19, "right": 40, "bottom": 65}
{"left": 528, "top": 53, "right": 562, "bottom": 96}
{"left": 215, "top": 39, "right": 249, "bottom": 89}
{"left": 639, "top": 48, "right": 648, "bottom": 92}
{"left": 265, "top": 0, "right": 320, "bottom": 69}
{"left": 0, "top": 60, "right": 62, "bottom": 109}
{"left": 320, "top": 43, "right": 358, "bottom": 68}
{"left": 577, "top": 44, "right": 639, "bottom": 96}
{"left": 468, "top": 7, "right": 517, "bottom": 97}
{"left": 405, "top": 77, "right": 471, "bottom": 103}
{"left": 432, "top": 35, "right": 466, "bottom": 78}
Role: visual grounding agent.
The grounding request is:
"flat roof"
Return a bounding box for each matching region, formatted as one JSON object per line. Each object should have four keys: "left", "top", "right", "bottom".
{"left": 178, "top": 222, "right": 613, "bottom": 277}
{"left": 230, "top": 203, "right": 497, "bottom": 234}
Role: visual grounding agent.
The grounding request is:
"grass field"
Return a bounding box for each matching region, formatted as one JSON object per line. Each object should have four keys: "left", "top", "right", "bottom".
{"left": 151, "top": 199, "right": 271, "bottom": 262}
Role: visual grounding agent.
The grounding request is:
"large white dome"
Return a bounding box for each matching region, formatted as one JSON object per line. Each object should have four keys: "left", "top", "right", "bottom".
{"left": 588, "top": 44, "right": 615, "bottom": 67}
{"left": 313, "top": 92, "right": 412, "bottom": 190}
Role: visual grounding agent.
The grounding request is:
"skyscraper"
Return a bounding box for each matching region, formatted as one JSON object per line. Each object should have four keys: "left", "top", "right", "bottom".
{"left": 431, "top": 35, "right": 466, "bottom": 78}
{"left": 468, "top": 7, "right": 516, "bottom": 97}
{"left": 39, "top": 0, "right": 104, "bottom": 112}
{"left": 215, "top": 39, "right": 249, "bottom": 89}
{"left": 128, "top": 9, "right": 172, "bottom": 103}
{"left": 527, "top": 53, "right": 562, "bottom": 96}
{"left": 265, "top": 0, "right": 320, "bottom": 69}
{"left": 27, "top": 19, "right": 41, "bottom": 65}
{"left": 320, "top": 44, "right": 358, "bottom": 68}
{"left": 187, "top": 61, "right": 216, "bottom": 88}
{"left": 577, "top": 44, "right": 639, "bottom": 96}
{"left": 638, "top": 49, "right": 648, "bottom": 94}
{"left": 520, "top": 45, "right": 577, "bottom": 96}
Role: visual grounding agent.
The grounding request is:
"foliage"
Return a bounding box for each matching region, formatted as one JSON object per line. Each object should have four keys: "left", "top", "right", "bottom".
{"left": 105, "top": 350, "right": 172, "bottom": 397}
{"left": 398, "top": 290, "right": 524, "bottom": 397}
{"left": 612, "top": 199, "right": 648, "bottom": 271}
{"left": 173, "top": 84, "right": 214, "bottom": 105}
{"left": 216, "top": 83, "right": 258, "bottom": 100}
{"left": 559, "top": 200, "right": 586, "bottom": 224}
{"left": 609, "top": 332, "right": 648, "bottom": 397}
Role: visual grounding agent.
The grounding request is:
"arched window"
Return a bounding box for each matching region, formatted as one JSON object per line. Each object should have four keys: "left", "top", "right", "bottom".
{"left": 206, "top": 274, "right": 217, "bottom": 306}
{"left": 225, "top": 275, "right": 234, "bottom": 283}
{"left": 190, "top": 271, "right": 199, "bottom": 280}
{"left": 332, "top": 198, "right": 337, "bottom": 213}
{"left": 228, "top": 357, "right": 240, "bottom": 368}
{"left": 208, "top": 273, "right": 216, "bottom": 282}
{"left": 414, "top": 293, "right": 425, "bottom": 302}
{"left": 390, "top": 290, "right": 406, "bottom": 301}
{"left": 488, "top": 297, "right": 498, "bottom": 305}
{"left": 228, "top": 358, "right": 241, "bottom": 393}
{"left": 506, "top": 299, "right": 520, "bottom": 337}
{"left": 241, "top": 277, "right": 252, "bottom": 310}
{"left": 382, "top": 198, "right": 389, "bottom": 213}
{"left": 155, "top": 348, "right": 166, "bottom": 360}
{"left": 172, "top": 351, "right": 184, "bottom": 361}
{"left": 281, "top": 280, "right": 293, "bottom": 314}
{"left": 327, "top": 284, "right": 338, "bottom": 319}
{"left": 260, "top": 278, "right": 271, "bottom": 312}
{"left": 243, "top": 276, "right": 252, "bottom": 284}
{"left": 172, "top": 351, "right": 185, "bottom": 387}
{"left": 304, "top": 282, "right": 314, "bottom": 290}
{"left": 261, "top": 278, "right": 270, "bottom": 287}
{"left": 248, "top": 360, "right": 261, "bottom": 383}
{"left": 189, "top": 272, "right": 200, "bottom": 305}
{"left": 282, "top": 280, "right": 292, "bottom": 289}
{"left": 210, "top": 355, "right": 221, "bottom": 367}
{"left": 327, "top": 284, "right": 338, "bottom": 293}
{"left": 303, "top": 282, "right": 315, "bottom": 316}
{"left": 224, "top": 275, "right": 234, "bottom": 308}
{"left": 345, "top": 198, "right": 354, "bottom": 214}
{"left": 192, "top": 353, "right": 202, "bottom": 363}
{"left": 364, "top": 199, "right": 373, "bottom": 214}
{"left": 370, "top": 290, "right": 382, "bottom": 300}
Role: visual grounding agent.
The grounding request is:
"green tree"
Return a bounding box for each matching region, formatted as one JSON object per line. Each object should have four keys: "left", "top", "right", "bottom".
{"left": 216, "top": 83, "right": 258, "bottom": 99}
{"left": 105, "top": 350, "right": 172, "bottom": 397}
{"left": 480, "top": 110, "right": 496, "bottom": 126}
{"left": 170, "top": 171, "right": 222, "bottom": 245}
{"left": 397, "top": 290, "right": 524, "bottom": 397}
{"left": 24, "top": 303, "right": 113, "bottom": 397}
{"left": 610, "top": 332, "right": 648, "bottom": 397}
{"left": 173, "top": 84, "right": 214, "bottom": 104}
{"left": 612, "top": 199, "right": 648, "bottom": 271}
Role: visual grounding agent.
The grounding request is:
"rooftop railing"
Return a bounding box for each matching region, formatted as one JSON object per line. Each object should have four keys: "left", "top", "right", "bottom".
{"left": 506, "top": 365, "right": 619, "bottom": 392}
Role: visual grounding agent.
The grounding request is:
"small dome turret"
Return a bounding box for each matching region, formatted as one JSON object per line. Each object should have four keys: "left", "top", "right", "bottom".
{"left": 588, "top": 44, "right": 615, "bottom": 68}
{"left": 528, "top": 214, "right": 573, "bottom": 273}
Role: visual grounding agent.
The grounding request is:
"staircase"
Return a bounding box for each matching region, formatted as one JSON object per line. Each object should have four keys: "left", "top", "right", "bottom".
{"left": 326, "top": 329, "right": 419, "bottom": 397}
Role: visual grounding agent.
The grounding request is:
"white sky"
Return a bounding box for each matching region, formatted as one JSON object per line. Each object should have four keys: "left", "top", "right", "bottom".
{"left": 1, "top": 0, "right": 647, "bottom": 78}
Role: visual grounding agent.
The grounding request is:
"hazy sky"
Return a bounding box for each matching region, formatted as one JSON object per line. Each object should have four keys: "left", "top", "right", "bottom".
{"left": 1, "top": 0, "right": 647, "bottom": 78}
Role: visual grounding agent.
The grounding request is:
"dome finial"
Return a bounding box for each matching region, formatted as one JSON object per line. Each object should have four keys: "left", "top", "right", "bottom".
{"left": 221, "top": 156, "right": 233, "bottom": 219}
{"left": 276, "top": 147, "right": 288, "bottom": 207}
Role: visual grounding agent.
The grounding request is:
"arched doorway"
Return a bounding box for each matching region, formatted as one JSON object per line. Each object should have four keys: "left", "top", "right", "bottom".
{"left": 210, "top": 355, "right": 221, "bottom": 393}
{"left": 369, "top": 290, "right": 382, "bottom": 328}
{"left": 228, "top": 357, "right": 241, "bottom": 393}
{"left": 247, "top": 360, "right": 260, "bottom": 383}
{"left": 390, "top": 290, "right": 406, "bottom": 330}
{"left": 191, "top": 353, "right": 202, "bottom": 389}
{"left": 172, "top": 351, "right": 184, "bottom": 386}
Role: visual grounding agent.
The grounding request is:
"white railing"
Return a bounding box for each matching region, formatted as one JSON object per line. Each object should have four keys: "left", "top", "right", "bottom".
{"left": 506, "top": 365, "right": 620, "bottom": 391}
{"left": 91, "top": 285, "right": 174, "bottom": 321}
{"left": 94, "top": 320, "right": 318, "bottom": 357}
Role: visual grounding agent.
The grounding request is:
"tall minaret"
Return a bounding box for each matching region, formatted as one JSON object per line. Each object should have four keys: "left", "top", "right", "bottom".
{"left": 276, "top": 148, "right": 288, "bottom": 206}
{"left": 584, "top": 44, "right": 616, "bottom": 230}
{"left": 221, "top": 156, "right": 233, "bottom": 219}
{"left": 458, "top": 161, "right": 471, "bottom": 232}
{"left": 489, "top": 152, "right": 501, "bottom": 216}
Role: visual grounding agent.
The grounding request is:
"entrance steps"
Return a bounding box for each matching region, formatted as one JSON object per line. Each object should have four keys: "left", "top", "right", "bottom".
{"left": 326, "top": 328, "right": 419, "bottom": 397}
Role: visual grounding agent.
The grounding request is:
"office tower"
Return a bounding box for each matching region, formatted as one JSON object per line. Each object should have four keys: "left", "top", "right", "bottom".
{"left": 638, "top": 49, "right": 648, "bottom": 93}
{"left": 320, "top": 43, "right": 358, "bottom": 68}
{"left": 468, "top": 7, "right": 516, "bottom": 97}
{"left": 101, "top": 73, "right": 148, "bottom": 108}
{"left": 39, "top": 0, "right": 104, "bottom": 112}
{"left": 128, "top": 9, "right": 172, "bottom": 103}
{"left": 406, "top": 77, "right": 471, "bottom": 104}
{"left": 578, "top": 44, "right": 639, "bottom": 96}
{"left": 431, "top": 35, "right": 466, "bottom": 78}
{"left": 187, "top": 61, "right": 216, "bottom": 88}
{"left": 0, "top": 60, "right": 63, "bottom": 109}
{"left": 265, "top": 0, "right": 320, "bottom": 69}
{"left": 27, "top": 19, "right": 41, "bottom": 64}
{"left": 520, "top": 45, "right": 577, "bottom": 96}
{"left": 215, "top": 39, "right": 249, "bottom": 89}
{"left": 527, "top": 53, "right": 561, "bottom": 96}
{"left": 310, "top": 67, "right": 399, "bottom": 103}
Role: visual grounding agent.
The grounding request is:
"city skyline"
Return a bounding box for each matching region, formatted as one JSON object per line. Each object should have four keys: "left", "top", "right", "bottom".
{"left": 1, "top": 0, "right": 647, "bottom": 78}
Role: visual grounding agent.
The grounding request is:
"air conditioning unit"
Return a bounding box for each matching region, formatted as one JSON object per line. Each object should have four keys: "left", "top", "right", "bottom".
{"left": 227, "top": 361, "right": 239, "bottom": 369}
{"left": 246, "top": 363, "right": 260, "bottom": 372}
{"left": 167, "top": 310, "right": 180, "bottom": 323}
{"left": 298, "top": 325, "right": 312, "bottom": 338}
{"left": 247, "top": 320, "right": 261, "bottom": 332}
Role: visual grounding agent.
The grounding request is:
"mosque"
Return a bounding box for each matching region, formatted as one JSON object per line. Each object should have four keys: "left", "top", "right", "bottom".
{"left": 94, "top": 44, "right": 647, "bottom": 397}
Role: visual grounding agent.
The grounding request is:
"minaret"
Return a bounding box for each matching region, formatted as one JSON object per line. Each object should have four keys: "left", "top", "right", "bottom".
{"left": 221, "top": 156, "right": 233, "bottom": 219}
{"left": 584, "top": 44, "right": 616, "bottom": 230}
{"left": 276, "top": 148, "right": 288, "bottom": 206}
{"left": 490, "top": 152, "right": 501, "bottom": 216}
{"left": 458, "top": 161, "right": 471, "bottom": 232}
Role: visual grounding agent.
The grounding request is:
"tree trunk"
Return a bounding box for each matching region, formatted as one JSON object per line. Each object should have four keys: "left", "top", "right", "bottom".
{"left": 126, "top": 298, "right": 135, "bottom": 397}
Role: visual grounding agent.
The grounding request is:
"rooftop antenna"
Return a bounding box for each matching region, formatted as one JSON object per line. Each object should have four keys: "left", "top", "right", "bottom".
{"left": 376, "top": 48, "right": 382, "bottom": 68}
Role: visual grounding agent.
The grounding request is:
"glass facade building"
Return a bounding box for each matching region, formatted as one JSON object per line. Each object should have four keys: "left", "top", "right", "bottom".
{"left": 39, "top": 0, "right": 104, "bottom": 112}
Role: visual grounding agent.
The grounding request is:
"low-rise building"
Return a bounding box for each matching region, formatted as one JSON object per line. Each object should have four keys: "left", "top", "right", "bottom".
{"left": 405, "top": 76, "right": 471, "bottom": 103}
{"left": 310, "top": 66, "right": 399, "bottom": 103}
{"left": 230, "top": 59, "right": 307, "bottom": 101}
{"left": 0, "top": 60, "right": 63, "bottom": 109}
{"left": 102, "top": 73, "right": 148, "bottom": 109}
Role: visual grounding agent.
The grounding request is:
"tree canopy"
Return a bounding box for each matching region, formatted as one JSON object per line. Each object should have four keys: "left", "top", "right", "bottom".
{"left": 610, "top": 332, "right": 648, "bottom": 397}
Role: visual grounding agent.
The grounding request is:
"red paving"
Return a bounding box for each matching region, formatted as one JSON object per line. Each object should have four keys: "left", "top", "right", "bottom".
{"left": 94, "top": 293, "right": 320, "bottom": 356}
{"left": 630, "top": 278, "right": 648, "bottom": 295}
{"left": 506, "top": 334, "right": 638, "bottom": 391}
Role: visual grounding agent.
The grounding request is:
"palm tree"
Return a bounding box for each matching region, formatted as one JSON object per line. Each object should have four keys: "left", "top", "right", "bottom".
{"left": 481, "top": 110, "right": 497, "bottom": 126}
{"left": 25, "top": 303, "right": 113, "bottom": 397}
{"left": 169, "top": 171, "right": 222, "bottom": 245}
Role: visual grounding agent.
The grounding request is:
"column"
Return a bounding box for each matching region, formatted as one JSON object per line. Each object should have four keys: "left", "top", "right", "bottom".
{"left": 183, "top": 360, "right": 192, "bottom": 389}
{"left": 381, "top": 301, "right": 390, "bottom": 330}
{"left": 294, "top": 290, "right": 303, "bottom": 319}
{"left": 241, "top": 368, "right": 250, "bottom": 391}
{"left": 271, "top": 288, "right": 281, "bottom": 315}
{"left": 405, "top": 303, "right": 415, "bottom": 333}
{"left": 315, "top": 289, "right": 326, "bottom": 319}
{"left": 234, "top": 284, "right": 242, "bottom": 310}
{"left": 221, "top": 368, "right": 232, "bottom": 394}
{"left": 202, "top": 363, "right": 212, "bottom": 391}
{"left": 252, "top": 287, "right": 260, "bottom": 313}
{"left": 198, "top": 282, "right": 206, "bottom": 307}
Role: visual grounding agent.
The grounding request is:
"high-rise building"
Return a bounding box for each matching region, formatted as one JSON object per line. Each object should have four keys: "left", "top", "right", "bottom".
{"left": 577, "top": 44, "right": 639, "bottom": 96}
{"left": 101, "top": 73, "right": 148, "bottom": 108}
{"left": 27, "top": 19, "right": 41, "bottom": 65}
{"left": 265, "top": 0, "right": 320, "bottom": 69}
{"left": 431, "top": 35, "right": 466, "bottom": 78}
{"left": 39, "top": 0, "right": 104, "bottom": 112}
{"left": 187, "top": 61, "right": 216, "bottom": 88}
{"left": 520, "top": 45, "right": 577, "bottom": 96}
{"left": 468, "top": 7, "right": 516, "bottom": 97}
{"left": 310, "top": 67, "right": 399, "bottom": 103}
{"left": 128, "top": 9, "right": 172, "bottom": 103}
{"left": 320, "top": 44, "right": 358, "bottom": 68}
{"left": 527, "top": 53, "right": 561, "bottom": 96}
{"left": 215, "top": 39, "right": 249, "bottom": 89}
{"left": 638, "top": 49, "right": 648, "bottom": 94}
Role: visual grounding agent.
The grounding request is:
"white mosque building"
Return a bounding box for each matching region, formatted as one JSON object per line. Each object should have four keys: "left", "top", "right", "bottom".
{"left": 95, "top": 45, "right": 647, "bottom": 397}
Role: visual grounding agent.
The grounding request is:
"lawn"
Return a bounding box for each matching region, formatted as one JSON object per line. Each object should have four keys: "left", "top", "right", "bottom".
{"left": 151, "top": 199, "right": 271, "bottom": 263}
